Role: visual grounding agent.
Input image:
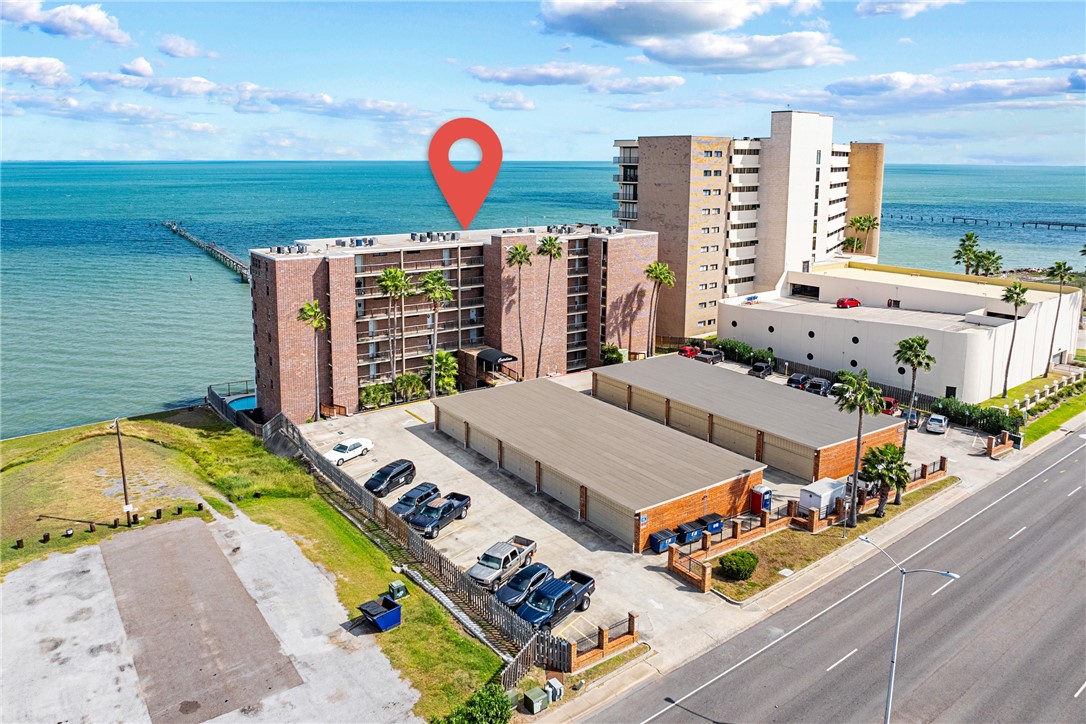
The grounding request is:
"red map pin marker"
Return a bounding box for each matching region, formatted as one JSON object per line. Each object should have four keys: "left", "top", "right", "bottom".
{"left": 428, "top": 118, "right": 502, "bottom": 229}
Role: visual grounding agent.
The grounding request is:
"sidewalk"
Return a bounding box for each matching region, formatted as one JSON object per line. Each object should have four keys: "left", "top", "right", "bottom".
{"left": 541, "top": 410, "right": 1086, "bottom": 723}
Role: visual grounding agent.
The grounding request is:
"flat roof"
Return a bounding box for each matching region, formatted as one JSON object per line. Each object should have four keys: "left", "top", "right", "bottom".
{"left": 736, "top": 296, "right": 980, "bottom": 333}
{"left": 593, "top": 355, "right": 902, "bottom": 450}
{"left": 809, "top": 265, "right": 1059, "bottom": 303}
{"left": 253, "top": 224, "right": 651, "bottom": 256}
{"left": 433, "top": 379, "right": 763, "bottom": 513}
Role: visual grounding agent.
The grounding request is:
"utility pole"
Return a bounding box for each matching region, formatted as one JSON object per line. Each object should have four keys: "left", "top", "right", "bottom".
{"left": 110, "top": 419, "right": 132, "bottom": 526}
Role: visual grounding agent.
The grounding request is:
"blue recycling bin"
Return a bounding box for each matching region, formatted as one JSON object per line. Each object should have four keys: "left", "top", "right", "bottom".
{"left": 697, "top": 513, "right": 725, "bottom": 535}
{"left": 677, "top": 521, "right": 704, "bottom": 545}
{"left": 648, "top": 528, "right": 677, "bottom": 553}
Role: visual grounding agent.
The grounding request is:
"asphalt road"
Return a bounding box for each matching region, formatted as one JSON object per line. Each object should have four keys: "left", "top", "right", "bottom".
{"left": 592, "top": 428, "right": 1086, "bottom": 724}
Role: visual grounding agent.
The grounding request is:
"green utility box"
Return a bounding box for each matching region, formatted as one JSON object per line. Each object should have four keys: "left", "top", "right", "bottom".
{"left": 524, "top": 687, "right": 549, "bottom": 714}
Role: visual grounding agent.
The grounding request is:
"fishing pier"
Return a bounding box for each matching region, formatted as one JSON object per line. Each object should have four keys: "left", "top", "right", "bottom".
{"left": 883, "top": 214, "right": 1084, "bottom": 231}
{"left": 163, "top": 221, "right": 250, "bottom": 282}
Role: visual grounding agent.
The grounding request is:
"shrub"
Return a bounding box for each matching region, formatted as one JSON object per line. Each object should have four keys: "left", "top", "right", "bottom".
{"left": 433, "top": 683, "right": 511, "bottom": 724}
{"left": 600, "top": 343, "right": 625, "bottom": 365}
{"left": 718, "top": 550, "right": 759, "bottom": 580}
{"left": 752, "top": 348, "right": 774, "bottom": 365}
{"left": 931, "top": 397, "right": 1018, "bottom": 434}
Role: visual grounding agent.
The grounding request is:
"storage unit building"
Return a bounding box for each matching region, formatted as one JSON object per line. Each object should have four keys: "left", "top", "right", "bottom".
{"left": 592, "top": 355, "right": 904, "bottom": 481}
{"left": 433, "top": 379, "right": 765, "bottom": 552}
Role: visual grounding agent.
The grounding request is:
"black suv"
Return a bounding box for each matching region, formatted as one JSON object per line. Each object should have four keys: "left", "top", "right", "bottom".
{"left": 364, "top": 459, "right": 416, "bottom": 497}
{"left": 786, "top": 373, "right": 811, "bottom": 389}
{"left": 748, "top": 361, "right": 773, "bottom": 379}
{"left": 694, "top": 349, "right": 724, "bottom": 364}
{"left": 805, "top": 377, "right": 831, "bottom": 396}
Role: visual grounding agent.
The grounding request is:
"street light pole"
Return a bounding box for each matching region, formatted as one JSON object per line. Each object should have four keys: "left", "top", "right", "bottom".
{"left": 859, "top": 535, "right": 959, "bottom": 724}
{"left": 109, "top": 419, "right": 132, "bottom": 526}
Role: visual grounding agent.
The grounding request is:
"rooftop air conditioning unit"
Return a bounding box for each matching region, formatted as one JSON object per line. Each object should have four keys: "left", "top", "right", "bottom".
{"left": 451, "top": 232, "right": 460, "bottom": 240}
{"left": 410, "top": 232, "right": 417, "bottom": 241}
{"left": 517, "top": 227, "right": 523, "bottom": 233}
{"left": 529, "top": 228, "right": 535, "bottom": 233}
{"left": 336, "top": 239, "right": 346, "bottom": 247}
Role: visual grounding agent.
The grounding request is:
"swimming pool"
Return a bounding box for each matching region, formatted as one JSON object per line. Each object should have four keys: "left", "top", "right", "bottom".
{"left": 227, "top": 394, "right": 257, "bottom": 411}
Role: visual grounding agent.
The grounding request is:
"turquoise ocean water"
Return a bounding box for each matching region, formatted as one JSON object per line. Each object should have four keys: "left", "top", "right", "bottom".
{"left": 2, "top": 162, "right": 1083, "bottom": 438}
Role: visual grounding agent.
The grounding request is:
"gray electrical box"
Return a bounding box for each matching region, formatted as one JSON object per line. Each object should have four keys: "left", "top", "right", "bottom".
{"left": 545, "top": 677, "right": 564, "bottom": 702}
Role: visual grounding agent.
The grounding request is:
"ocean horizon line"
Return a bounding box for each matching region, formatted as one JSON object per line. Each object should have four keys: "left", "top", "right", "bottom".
{"left": 2, "top": 159, "right": 1084, "bottom": 169}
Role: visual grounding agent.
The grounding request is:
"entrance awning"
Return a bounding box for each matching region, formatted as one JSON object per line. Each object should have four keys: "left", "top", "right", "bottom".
{"left": 477, "top": 348, "right": 516, "bottom": 366}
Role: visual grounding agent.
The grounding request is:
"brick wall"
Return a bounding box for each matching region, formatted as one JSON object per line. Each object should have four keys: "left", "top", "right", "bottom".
{"left": 327, "top": 255, "right": 359, "bottom": 412}
{"left": 634, "top": 470, "right": 762, "bottom": 551}
{"left": 814, "top": 421, "right": 905, "bottom": 480}
{"left": 596, "top": 232, "right": 657, "bottom": 362}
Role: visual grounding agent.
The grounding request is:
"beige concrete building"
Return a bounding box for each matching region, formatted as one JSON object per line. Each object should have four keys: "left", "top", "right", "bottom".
{"left": 614, "top": 110, "right": 884, "bottom": 341}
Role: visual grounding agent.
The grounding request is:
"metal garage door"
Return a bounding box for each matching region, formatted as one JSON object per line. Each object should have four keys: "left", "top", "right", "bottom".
{"left": 585, "top": 491, "right": 634, "bottom": 546}
{"left": 439, "top": 410, "right": 465, "bottom": 444}
{"left": 711, "top": 417, "right": 758, "bottom": 459}
{"left": 594, "top": 376, "right": 628, "bottom": 408}
{"left": 539, "top": 465, "right": 582, "bottom": 515}
{"left": 630, "top": 388, "right": 666, "bottom": 421}
{"left": 669, "top": 401, "right": 709, "bottom": 438}
{"left": 501, "top": 446, "right": 536, "bottom": 485}
{"left": 469, "top": 428, "right": 500, "bottom": 463}
{"left": 762, "top": 433, "right": 814, "bottom": 480}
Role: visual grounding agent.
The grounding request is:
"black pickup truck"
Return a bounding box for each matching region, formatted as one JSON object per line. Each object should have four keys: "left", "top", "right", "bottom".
{"left": 515, "top": 570, "right": 595, "bottom": 632}
{"left": 406, "top": 493, "right": 471, "bottom": 539}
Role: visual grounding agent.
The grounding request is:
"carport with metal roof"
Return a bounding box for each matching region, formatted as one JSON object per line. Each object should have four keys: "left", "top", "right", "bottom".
{"left": 433, "top": 379, "right": 765, "bottom": 552}
{"left": 592, "top": 355, "right": 904, "bottom": 481}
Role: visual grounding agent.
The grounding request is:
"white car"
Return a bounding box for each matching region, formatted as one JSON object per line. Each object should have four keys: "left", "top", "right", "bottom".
{"left": 926, "top": 414, "right": 949, "bottom": 434}
{"left": 324, "top": 437, "right": 373, "bottom": 465}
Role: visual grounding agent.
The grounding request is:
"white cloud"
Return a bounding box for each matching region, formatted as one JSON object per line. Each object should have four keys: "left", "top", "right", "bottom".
{"left": 1, "top": 0, "right": 132, "bottom": 45}
{"left": 1, "top": 56, "right": 73, "bottom": 87}
{"left": 791, "top": 0, "right": 822, "bottom": 14}
{"left": 467, "top": 61, "right": 619, "bottom": 85}
{"left": 475, "top": 91, "right": 536, "bottom": 110}
{"left": 951, "top": 54, "right": 1086, "bottom": 73}
{"left": 898, "top": 37, "right": 916, "bottom": 45}
{"left": 157, "top": 34, "right": 218, "bottom": 59}
{"left": 641, "top": 31, "right": 853, "bottom": 73}
{"left": 855, "top": 1, "right": 963, "bottom": 19}
{"left": 121, "top": 57, "right": 153, "bottom": 77}
{"left": 177, "top": 121, "right": 222, "bottom": 134}
{"left": 81, "top": 71, "right": 219, "bottom": 97}
{"left": 589, "top": 74, "right": 685, "bottom": 94}
{"left": 626, "top": 55, "right": 650, "bottom": 64}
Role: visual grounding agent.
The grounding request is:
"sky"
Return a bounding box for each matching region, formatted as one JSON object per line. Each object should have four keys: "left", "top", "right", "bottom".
{"left": 2, "top": 1, "right": 1084, "bottom": 164}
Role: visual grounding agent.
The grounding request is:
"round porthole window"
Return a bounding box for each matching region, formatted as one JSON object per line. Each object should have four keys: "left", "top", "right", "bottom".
{"left": 808, "top": 331, "right": 815, "bottom": 339}
{"left": 768, "top": 326, "right": 775, "bottom": 333}
{"left": 767, "top": 347, "right": 773, "bottom": 354}
{"left": 852, "top": 336, "right": 859, "bottom": 344}
{"left": 898, "top": 366, "right": 906, "bottom": 375}
{"left": 731, "top": 320, "right": 738, "bottom": 328}
{"left": 850, "top": 359, "right": 858, "bottom": 367}
{"left": 806, "top": 353, "right": 814, "bottom": 361}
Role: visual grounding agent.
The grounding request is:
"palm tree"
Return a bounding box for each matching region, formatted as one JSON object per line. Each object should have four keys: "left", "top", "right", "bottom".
{"left": 862, "top": 443, "right": 911, "bottom": 517}
{"left": 1000, "top": 281, "right": 1029, "bottom": 398}
{"left": 377, "top": 267, "right": 410, "bottom": 391}
{"left": 847, "top": 215, "right": 879, "bottom": 254}
{"left": 644, "top": 261, "right": 676, "bottom": 357}
{"left": 975, "top": 249, "right": 1002, "bottom": 277}
{"left": 1044, "top": 261, "right": 1075, "bottom": 376}
{"left": 424, "top": 350, "right": 459, "bottom": 395}
{"left": 393, "top": 372, "right": 426, "bottom": 403}
{"left": 952, "top": 232, "right": 980, "bottom": 275}
{"left": 360, "top": 383, "right": 393, "bottom": 410}
{"left": 535, "top": 236, "right": 563, "bottom": 377}
{"left": 506, "top": 244, "right": 533, "bottom": 380}
{"left": 893, "top": 336, "right": 936, "bottom": 457}
{"left": 417, "top": 270, "right": 454, "bottom": 398}
{"left": 297, "top": 300, "right": 328, "bottom": 422}
{"left": 833, "top": 369, "right": 885, "bottom": 529}
{"left": 842, "top": 236, "right": 864, "bottom": 253}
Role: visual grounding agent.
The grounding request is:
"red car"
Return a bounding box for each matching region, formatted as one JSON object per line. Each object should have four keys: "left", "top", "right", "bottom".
{"left": 881, "top": 397, "right": 900, "bottom": 416}
{"left": 678, "top": 346, "right": 699, "bottom": 358}
{"left": 836, "top": 297, "right": 861, "bottom": 309}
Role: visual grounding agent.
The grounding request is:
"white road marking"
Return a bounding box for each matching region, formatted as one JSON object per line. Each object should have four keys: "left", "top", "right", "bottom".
{"left": 1068, "top": 486, "right": 1082, "bottom": 497}
{"left": 826, "top": 648, "right": 858, "bottom": 672}
{"left": 648, "top": 598, "right": 665, "bottom": 610}
{"left": 931, "top": 579, "right": 955, "bottom": 596}
{"left": 1008, "top": 526, "right": 1027, "bottom": 540}
{"left": 638, "top": 440, "right": 1086, "bottom": 724}
{"left": 1075, "top": 680, "right": 1086, "bottom": 698}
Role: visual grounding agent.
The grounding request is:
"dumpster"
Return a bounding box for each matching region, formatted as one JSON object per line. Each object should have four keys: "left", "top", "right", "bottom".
{"left": 750, "top": 484, "right": 772, "bottom": 513}
{"left": 676, "top": 520, "right": 704, "bottom": 545}
{"left": 697, "top": 513, "right": 725, "bottom": 535}
{"left": 358, "top": 596, "right": 402, "bottom": 632}
{"left": 648, "top": 528, "right": 677, "bottom": 553}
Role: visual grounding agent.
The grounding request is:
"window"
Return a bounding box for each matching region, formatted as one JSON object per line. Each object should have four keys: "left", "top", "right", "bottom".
{"left": 816, "top": 149, "right": 822, "bottom": 164}
{"left": 714, "top": 150, "right": 723, "bottom": 157}
{"left": 698, "top": 283, "right": 708, "bottom": 290}
{"left": 813, "top": 203, "right": 818, "bottom": 216}
{"left": 732, "top": 148, "right": 760, "bottom": 155}
{"left": 698, "top": 301, "right": 707, "bottom": 309}
{"left": 708, "top": 300, "right": 716, "bottom": 307}
{"left": 731, "top": 320, "right": 738, "bottom": 328}
{"left": 815, "top": 168, "right": 821, "bottom": 183}
{"left": 702, "top": 209, "right": 711, "bottom": 216}
{"left": 733, "top": 185, "right": 758, "bottom": 193}
{"left": 709, "top": 264, "right": 719, "bottom": 270}
{"left": 732, "top": 167, "right": 759, "bottom": 174}
{"left": 732, "top": 258, "right": 755, "bottom": 266}
{"left": 807, "top": 353, "right": 814, "bottom": 361}
{"left": 703, "top": 189, "right": 712, "bottom": 196}
{"left": 713, "top": 170, "right": 722, "bottom": 176}
{"left": 708, "top": 282, "right": 718, "bottom": 289}
{"left": 732, "top": 222, "right": 757, "bottom": 230}
{"left": 731, "top": 276, "right": 755, "bottom": 285}
{"left": 701, "top": 227, "right": 710, "bottom": 234}
{"left": 731, "top": 204, "right": 760, "bottom": 211}
{"left": 699, "top": 265, "right": 709, "bottom": 272}
{"left": 700, "top": 246, "right": 709, "bottom": 253}
{"left": 703, "top": 170, "right": 712, "bottom": 177}
{"left": 814, "top": 186, "right": 819, "bottom": 199}
{"left": 713, "top": 208, "right": 721, "bottom": 215}
{"left": 697, "top": 320, "right": 706, "bottom": 327}
{"left": 711, "top": 226, "right": 720, "bottom": 233}
{"left": 812, "top": 236, "right": 817, "bottom": 251}
{"left": 704, "top": 150, "right": 713, "bottom": 157}
{"left": 710, "top": 245, "right": 719, "bottom": 251}
{"left": 812, "top": 220, "right": 818, "bottom": 233}
{"left": 713, "top": 189, "right": 722, "bottom": 195}
{"left": 705, "top": 318, "right": 715, "bottom": 325}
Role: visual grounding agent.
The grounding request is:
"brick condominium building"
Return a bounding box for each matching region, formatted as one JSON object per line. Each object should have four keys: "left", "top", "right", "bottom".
{"left": 250, "top": 224, "right": 658, "bottom": 423}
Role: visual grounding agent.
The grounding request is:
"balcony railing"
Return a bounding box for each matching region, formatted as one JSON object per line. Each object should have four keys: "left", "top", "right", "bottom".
{"left": 567, "top": 341, "right": 588, "bottom": 353}
{"left": 461, "top": 256, "right": 484, "bottom": 267}
{"left": 359, "top": 374, "right": 392, "bottom": 386}
{"left": 568, "top": 265, "right": 588, "bottom": 277}
{"left": 568, "top": 245, "right": 588, "bottom": 258}
{"left": 402, "top": 341, "right": 459, "bottom": 357}
{"left": 357, "top": 300, "right": 432, "bottom": 319}
{"left": 567, "top": 303, "right": 588, "bottom": 314}
{"left": 567, "top": 322, "right": 588, "bottom": 333}
{"left": 567, "top": 284, "right": 589, "bottom": 295}
{"left": 613, "top": 155, "right": 639, "bottom": 164}
{"left": 613, "top": 210, "right": 638, "bottom": 220}
{"left": 460, "top": 296, "right": 484, "bottom": 308}
{"left": 462, "top": 315, "right": 484, "bottom": 327}
{"left": 358, "top": 352, "right": 391, "bottom": 363}
{"left": 458, "top": 275, "right": 484, "bottom": 287}
{"left": 357, "top": 329, "right": 391, "bottom": 343}
{"left": 612, "top": 192, "right": 638, "bottom": 201}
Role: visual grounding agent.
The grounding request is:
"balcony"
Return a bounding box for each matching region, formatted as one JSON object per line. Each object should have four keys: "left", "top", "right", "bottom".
{"left": 567, "top": 339, "right": 588, "bottom": 353}
{"left": 613, "top": 155, "right": 639, "bottom": 164}
{"left": 567, "top": 283, "right": 588, "bottom": 295}
{"left": 568, "top": 245, "right": 588, "bottom": 258}
{"left": 402, "top": 341, "right": 459, "bottom": 358}
{"left": 612, "top": 192, "right": 638, "bottom": 202}
{"left": 460, "top": 295, "right": 484, "bottom": 308}
{"left": 567, "top": 302, "right": 588, "bottom": 314}
{"left": 462, "top": 313, "right": 484, "bottom": 328}
{"left": 357, "top": 329, "right": 391, "bottom": 343}
{"left": 567, "top": 321, "right": 588, "bottom": 333}
{"left": 458, "top": 274, "right": 484, "bottom": 288}
{"left": 359, "top": 374, "right": 392, "bottom": 386}
{"left": 568, "top": 264, "right": 588, "bottom": 277}
{"left": 358, "top": 352, "right": 391, "bottom": 364}
{"left": 461, "top": 255, "right": 484, "bottom": 267}
{"left": 357, "top": 300, "right": 433, "bottom": 320}
{"left": 612, "top": 173, "right": 638, "bottom": 183}
{"left": 613, "top": 210, "right": 638, "bottom": 220}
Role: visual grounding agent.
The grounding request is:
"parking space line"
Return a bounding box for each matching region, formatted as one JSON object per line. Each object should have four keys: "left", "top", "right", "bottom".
{"left": 1075, "top": 680, "right": 1086, "bottom": 698}
{"left": 1008, "top": 526, "right": 1027, "bottom": 540}
{"left": 404, "top": 407, "right": 427, "bottom": 424}
{"left": 826, "top": 648, "right": 857, "bottom": 672}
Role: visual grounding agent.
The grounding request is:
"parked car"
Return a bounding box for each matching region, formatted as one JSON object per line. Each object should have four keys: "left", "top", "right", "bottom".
{"left": 324, "top": 437, "right": 373, "bottom": 466}
{"left": 836, "top": 297, "right": 861, "bottom": 309}
{"left": 515, "top": 570, "right": 595, "bottom": 632}
{"left": 406, "top": 492, "right": 471, "bottom": 538}
{"left": 364, "top": 459, "right": 416, "bottom": 497}
{"left": 805, "top": 377, "right": 832, "bottom": 396}
{"left": 926, "top": 414, "right": 949, "bottom": 434}
{"left": 787, "top": 373, "right": 811, "bottom": 389}
{"left": 830, "top": 382, "right": 848, "bottom": 398}
{"left": 694, "top": 349, "right": 724, "bottom": 364}
{"left": 678, "top": 346, "right": 699, "bottom": 358}
{"left": 748, "top": 361, "right": 773, "bottom": 379}
{"left": 467, "top": 535, "right": 537, "bottom": 591}
{"left": 903, "top": 409, "right": 921, "bottom": 429}
{"left": 496, "top": 562, "right": 553, "bottom": 608}
{"left": 881, "top": 397, "right": 900, "bottom": 416}
{"left": 389, "top": 482, "right": 440, "bottom": 519}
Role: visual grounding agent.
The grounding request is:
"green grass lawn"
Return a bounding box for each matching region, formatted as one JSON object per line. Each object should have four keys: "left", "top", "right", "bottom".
{"left": 978, "top": 373, "right": 1069, "bottom": 408}
{"left": 713, "top": 476, "right": 960, "bottom": 601}
{"left": 1024, "top": 391, "right": 1086, "bottom": 446}
{"left": 1075, "top": 349, "right": 1086, "bottom": 363}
